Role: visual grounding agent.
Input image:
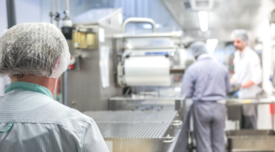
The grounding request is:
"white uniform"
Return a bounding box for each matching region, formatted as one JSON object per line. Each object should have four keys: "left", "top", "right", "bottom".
{"left": 233, "top": 46, "right": 262, "bottom": 99}
{"left": 0, "top": 82, "right": 109, "bottom": 152}
{"left": 233, "top": 47, "right": 262, "bottom": 128}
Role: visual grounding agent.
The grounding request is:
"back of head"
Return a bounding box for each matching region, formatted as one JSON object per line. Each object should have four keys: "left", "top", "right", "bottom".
{"left": 190, "top": 41, "right": 208, "bottom": 57}
{"left": 231, "top": 29, "right": 249, "bottom": 44}
{"left": 0, "top": 23, "right": 70, "bottom": 78}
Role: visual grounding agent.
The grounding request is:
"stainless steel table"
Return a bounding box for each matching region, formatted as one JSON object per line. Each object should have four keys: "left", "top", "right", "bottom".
{"left": 226, "top": 97, "right": 275, "bottom": 152}
{"left": 226, "top": 97, "right": 275, "bottom": 106}
{"left": 109, "top": 95, "right": 185, "bottom": 111}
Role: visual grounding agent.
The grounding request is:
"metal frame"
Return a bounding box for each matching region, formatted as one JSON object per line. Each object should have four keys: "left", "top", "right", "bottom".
{"left": 122, "top": 17, "right": 156, "bottom": 33}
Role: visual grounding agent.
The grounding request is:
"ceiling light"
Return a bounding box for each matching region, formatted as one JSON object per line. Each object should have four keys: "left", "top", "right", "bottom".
{"left": 142, "top": 24, "right": 152, "bottom": 29}
{"left": 142, "top": 24, "right": 162, "bottom": 29}
{"left": 198, "top": 11, "right": 208, "bottom": 32}
{"left": 206, "top": 39, "right": 218, "bottom": 53}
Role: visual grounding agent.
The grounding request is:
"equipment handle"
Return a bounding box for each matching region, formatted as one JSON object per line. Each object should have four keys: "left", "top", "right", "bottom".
{"left": 122, "top": 18, "right": 156, "bottom": 33}
{"left": 172, "top": 120, "right": 182, "bottom": 126}
{"left": 163, "top": 135, "right": 175, "bottom": 143}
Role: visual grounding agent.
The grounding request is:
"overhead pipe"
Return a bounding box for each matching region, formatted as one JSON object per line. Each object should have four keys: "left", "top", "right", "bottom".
{"left": 55, "top": 0, "right": 60, "bottom": 28}
{"left": 122, "top": 18, "right": 156, "bottom": 33}
{"left": 64, "top": 0, "right": 70, "bottom": 19}
{"left": 6, "top": 0, "right": 16, "bottom": 28}
{"left": 49, "top": 0, "right": 54, "bottom": 23}
{"left": 61, "top": 0, "right": 70, "bottom": 106}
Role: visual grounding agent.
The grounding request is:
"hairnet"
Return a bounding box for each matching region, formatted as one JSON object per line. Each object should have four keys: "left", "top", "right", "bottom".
{"left": 231, "top": 29, "right": 249, "bottom": 43}
{"left": 0, "top": 23, "right": 70, "bottom": 78}
{"left": 190, "top": 41, "right": 208, "bottom": 57}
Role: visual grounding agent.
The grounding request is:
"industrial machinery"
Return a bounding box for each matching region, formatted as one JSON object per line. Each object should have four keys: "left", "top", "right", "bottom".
{"left": 66, "top": 9, "right": 186, "bottom": 112}
{"left": 66, "top": 8, "right": 186, "bottom": 152}
{"left": 107, "top": 18, "right": 186, "bottom": 113}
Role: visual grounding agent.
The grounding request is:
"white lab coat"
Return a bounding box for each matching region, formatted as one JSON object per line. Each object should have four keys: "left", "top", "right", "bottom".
{"left": 0, "top": 89, "right": 109, "bottom": 152}
{"left": 233, "top": 47, "right": 262, "bottom": 116}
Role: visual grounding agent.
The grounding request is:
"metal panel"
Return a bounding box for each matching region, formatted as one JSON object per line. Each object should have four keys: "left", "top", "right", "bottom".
{"left": 67, "top": 9, "right": 123, "bottom": 111}
{"left": 228, "top": 136, "right": 275, "bottom": 152}
{"left": 227, "top": 130, "right": 275, "bottom": 152}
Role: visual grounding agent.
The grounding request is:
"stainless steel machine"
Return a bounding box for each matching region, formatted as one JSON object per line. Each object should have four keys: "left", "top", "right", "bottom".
{"left": 106, "top": 18, "right": 186, "bottom": 114}
{"left": 66, "top": 9, "right": 185, "bottom": 112}
{"left": 66, "top": 8, "right": 186, "bottom": 152}
{"left": 66, "top": 8, "right": 123, "bottom": 111}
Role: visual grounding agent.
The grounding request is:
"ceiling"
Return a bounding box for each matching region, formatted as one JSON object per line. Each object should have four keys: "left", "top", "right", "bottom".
{"left": 161, "top": 0, "right": 275, "bottom": 40}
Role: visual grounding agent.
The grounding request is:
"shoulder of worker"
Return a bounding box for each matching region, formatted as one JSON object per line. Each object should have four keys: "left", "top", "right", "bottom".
{"left": 46, "top": 98, "right": 95, "bottom": 128}
{"left": 44, "top": 100, "right": 109, "bottom": 151}
{"left": 245, "top": 47, "right": 260, "bottom": 59}
{"left": 32, "top": 96, "right": 99, "bottom": 141}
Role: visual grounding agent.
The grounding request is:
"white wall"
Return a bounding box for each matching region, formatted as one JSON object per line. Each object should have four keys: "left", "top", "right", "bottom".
{"left": 0, "top": 0, "right": 8, "bottom": 36}
{"left": 252, "top": 18, "right": 273, "bottom": 129}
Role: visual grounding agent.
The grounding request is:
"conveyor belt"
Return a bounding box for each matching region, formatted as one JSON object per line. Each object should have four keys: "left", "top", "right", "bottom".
{"left": 97, "top": 122, "right": 170, "bottom": 138}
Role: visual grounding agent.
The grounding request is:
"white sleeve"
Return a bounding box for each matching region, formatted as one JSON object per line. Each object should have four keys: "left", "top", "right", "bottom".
{"left": 232, "top": 52, "right": 238, "bottom": 81}
{"left": 81, "top": 119, "right": 110, "bottom": 152}
{"left": 249, "top": 54, "right": 262, "bottom": 85}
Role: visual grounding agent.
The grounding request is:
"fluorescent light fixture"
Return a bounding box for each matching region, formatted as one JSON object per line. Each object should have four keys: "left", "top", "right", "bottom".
{"left": 155, "top": 24, "right": 162, "bottom": 29}
{"left": 174, "top": 87, "right": 181, "bottom": 92}
{"left": 206, "top": 39, "right": 218, "bottom": 53}
{"left": 198, "top": 11, "right": 208, "bottom": 32}
{"left": 142, "top": 24, "right": 152, "bottom": 29}
{"left": 142, "top": 24, "right": 162, "bottom": 29}
{"left": 126, "top": 43, "right": 133, "bottom": 49}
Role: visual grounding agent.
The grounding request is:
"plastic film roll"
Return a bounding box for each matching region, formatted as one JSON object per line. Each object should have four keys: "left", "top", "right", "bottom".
{"left": 124, "top": 56, "right": 171, "bottom": 86}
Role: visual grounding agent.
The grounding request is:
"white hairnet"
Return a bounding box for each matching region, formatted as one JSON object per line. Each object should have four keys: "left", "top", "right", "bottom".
{"left": 0, "top": 23, "right": 70, "bottom": 78}
{"left": 231, "top": 29, "right": 249, "bottom": 44}
{"left": 190, "top": 41, "right": 207, "bottom": 57}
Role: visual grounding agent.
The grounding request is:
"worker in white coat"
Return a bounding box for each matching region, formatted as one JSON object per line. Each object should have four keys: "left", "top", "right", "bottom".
{"left": 231, "top": 29, "right": 262, "bottom": 129}
{"left": 0, "top": 23, "right": 109, "bottom": 152}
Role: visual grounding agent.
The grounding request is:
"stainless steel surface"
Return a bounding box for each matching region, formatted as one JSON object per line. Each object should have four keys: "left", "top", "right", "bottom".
{"left": 161, "top": 0, "right": 275, "bottom": 40}
{"left": 226, "top": 97, "right": 275, "bottom": 106}
{"left": 227, "top": 130, "right": 274, "bottom": 136}
{"left": 228, "top": 136, "right": 275, "bottom": 152}
{"left": 109, "top": 95, "right": 185, "bottom": 101}
{"left": 113, "top": 31, "right": 182, "bottom": 39}
{"left": 170, "top": 66, "right": 185, "bottom": 74}
{"left": 6, "top": 0, "right": 16, "bottom": 29}
{"left": 84, "top": 111, "right": 178, "bottom": 123}
{"left": 67, "top": 9, "right": 123, "bottom": 111}
{"left": 227, "top": 130, "right": 275, "bottom": 151}
{"left": 122, "top": 18, "right": 156, "bottom": 33}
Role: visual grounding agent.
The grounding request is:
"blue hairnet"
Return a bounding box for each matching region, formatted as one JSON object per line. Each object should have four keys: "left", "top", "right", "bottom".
{"left": 231, "top": 29, "right": 249, "bottom": 43}
{"left": 190, "top": 41, "right": 207, "bottom": 57}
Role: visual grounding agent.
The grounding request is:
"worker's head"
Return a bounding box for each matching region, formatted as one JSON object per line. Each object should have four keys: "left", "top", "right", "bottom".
{"left": 231, "top": 29, "right": 249, "bottom": 51}
{"left": 0, "top": 23, "right": 70, "bottom": 79}
{"left": 190, "top": 41, "right": 208, "bottom": 59}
